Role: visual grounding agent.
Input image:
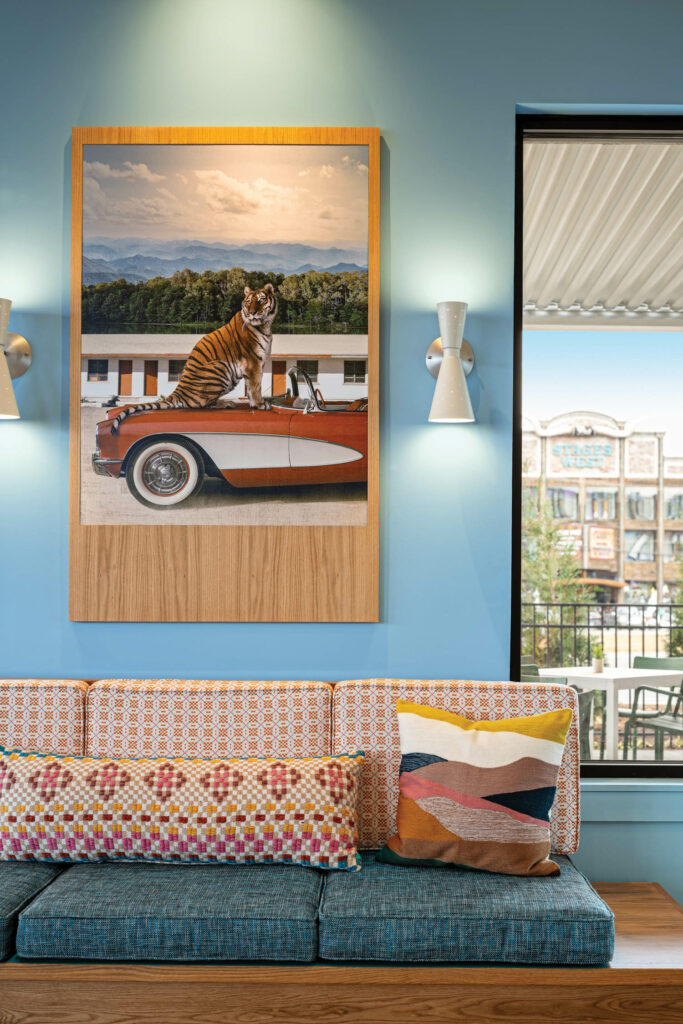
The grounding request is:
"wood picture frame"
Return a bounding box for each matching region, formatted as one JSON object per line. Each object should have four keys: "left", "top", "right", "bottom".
{"left": 69, "top": 127, "right": 380, "bottom": 622}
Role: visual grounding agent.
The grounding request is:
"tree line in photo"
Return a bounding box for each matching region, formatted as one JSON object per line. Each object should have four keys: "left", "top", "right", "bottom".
{"left": 82, "top": 268, "right": 368, "bottom": 334}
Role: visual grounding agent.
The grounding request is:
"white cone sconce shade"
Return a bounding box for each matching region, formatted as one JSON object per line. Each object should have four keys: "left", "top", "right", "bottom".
{"left": 427, "top": 301, "right": 475, "bottom": 423}
{"left": 0, "top": 299, "right": 19, "bottom": 420}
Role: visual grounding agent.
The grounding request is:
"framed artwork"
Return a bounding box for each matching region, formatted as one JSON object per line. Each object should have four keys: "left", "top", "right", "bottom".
{"left": 69, "top": 127, "right": 379, "bottom": 621}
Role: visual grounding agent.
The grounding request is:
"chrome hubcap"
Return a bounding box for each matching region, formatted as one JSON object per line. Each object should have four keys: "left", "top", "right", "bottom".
{"left": 142, "top": 451, "right": 189, "bottom": 495}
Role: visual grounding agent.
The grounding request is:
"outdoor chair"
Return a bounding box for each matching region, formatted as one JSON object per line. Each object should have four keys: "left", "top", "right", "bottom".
{"left": 519, "top": 664, "right": 594, "bottom": 760}
{"left": 622, "top": 655, "right": 683, "bottom": 760}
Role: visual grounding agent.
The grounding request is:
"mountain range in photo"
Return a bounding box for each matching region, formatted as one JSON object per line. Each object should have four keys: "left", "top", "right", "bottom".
{"left": 83, "top": 238, "right": 369, "bottom": 285}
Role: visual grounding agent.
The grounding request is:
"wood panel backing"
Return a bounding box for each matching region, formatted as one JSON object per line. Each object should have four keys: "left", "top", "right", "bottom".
{"left": 69, "top": 127, "right": 380, "bottom": 621}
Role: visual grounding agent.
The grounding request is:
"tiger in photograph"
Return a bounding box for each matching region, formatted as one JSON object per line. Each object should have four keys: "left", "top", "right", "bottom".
{"left": 110, "top": 284, "right": 278, "bottom": 433}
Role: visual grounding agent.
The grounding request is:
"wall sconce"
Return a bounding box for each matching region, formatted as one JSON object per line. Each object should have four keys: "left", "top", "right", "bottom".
{"left": 426, "top": 300, "right": 475, "bottom": 423}
{"left": 0, "top": 299, "right": 32, "bottom": 419}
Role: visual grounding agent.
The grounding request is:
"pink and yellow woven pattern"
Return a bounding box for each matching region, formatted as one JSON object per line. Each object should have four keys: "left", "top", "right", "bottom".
{"left": 0, "top": 748, "right": 363, "bottom": 870}
{"left": 332, "top": 680, "right": 580, "bottom": 854}
{"left": 0, "top": 680, "right": 88, "bottom": 756}
{"left": 86, "top": 680, "right": 333, "bottom": 759}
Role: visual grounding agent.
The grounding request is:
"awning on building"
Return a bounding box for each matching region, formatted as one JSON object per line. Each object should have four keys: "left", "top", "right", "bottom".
{"left": 524, "top": 138, "right": 683, "bottom": 330}
{"left": 575, "top": 577, "right": 625, "bottom": 588}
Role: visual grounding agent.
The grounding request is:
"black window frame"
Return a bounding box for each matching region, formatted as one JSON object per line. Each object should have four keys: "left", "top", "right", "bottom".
{"left": 87, "top": 358, "right": 108, "bottom": 382}
{"left": 343, "top": 359, "right": 367, "bottom": 384}
{"left": 296, "top": 359, "right": 319, "bottom": 383}
{"left": 511, "top": 113, "right": 683, "bottom": 778}
{"left": 168, "top": 358, "right": 186, "bottom": 382}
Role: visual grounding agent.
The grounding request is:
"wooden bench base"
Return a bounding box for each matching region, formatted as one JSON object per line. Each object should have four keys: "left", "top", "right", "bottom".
{"left": 0, "top": 883, "right": 680, "bottom": 1024}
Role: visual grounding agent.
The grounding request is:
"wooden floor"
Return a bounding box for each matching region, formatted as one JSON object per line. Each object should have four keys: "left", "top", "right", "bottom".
{"left": 0, "top": 883, "right": 680, "bottom": 1024}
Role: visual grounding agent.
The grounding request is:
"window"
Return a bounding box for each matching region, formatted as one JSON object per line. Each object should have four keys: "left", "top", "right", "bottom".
{"left": 547, "top": 487, "right": 579, "bottom": 520}
{"left": 343, "top": 360, "right": 366, "bottom": 384}
{"left": 296, "top": 360, "right": 318, "bottom": 383}
{"left": 664, "top": 532, "right": 683, "bottom": 562}
{"left": 585, "top": 488, "right": 617, "bottom": 521}
{"left": 87, "top": 359, "right": 108, "bottom": 382}
{"left": 168, "top": 359, "right": 186, "bottom": 382}
{"left": 515, "top": 116, "right": 683, "bottom": 771}
{"left": 625, "top": 530, "right": 656, "bottom": 562}
{"left": 666, "top": 492, "right": 683, "bottom": 520}
{"left": 626, "top": 489, "right": 657, "bottom": 521}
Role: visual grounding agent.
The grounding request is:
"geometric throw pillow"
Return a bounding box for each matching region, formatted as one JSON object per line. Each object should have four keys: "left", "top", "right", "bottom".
{"left": 377, "top": 701, "right": 572, "bottom": 877}
{"left": 0, "top": 748, "right": 364, "bottom": 871}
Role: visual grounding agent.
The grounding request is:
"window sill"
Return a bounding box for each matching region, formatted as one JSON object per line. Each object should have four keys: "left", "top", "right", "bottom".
{"left": 580, "top": 778, "right": 683, "bottom": 822}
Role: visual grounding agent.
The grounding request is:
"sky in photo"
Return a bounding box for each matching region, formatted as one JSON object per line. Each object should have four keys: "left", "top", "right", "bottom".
{"left": 523, "top": 330, "right": 683, "bottom": 456}
{"left": 83, "top": 144, "right": 369, "bottom": 247}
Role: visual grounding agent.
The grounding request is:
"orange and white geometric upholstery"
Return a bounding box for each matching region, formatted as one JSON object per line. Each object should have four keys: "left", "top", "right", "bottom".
{"left": 0, "top": 679, "right": 89, "bottom": 755}
{"left": 332, "top": 680, "right": 580, "bottom": 854}
{"left": 86, "top": 680, "right": 333, "bottom": 760}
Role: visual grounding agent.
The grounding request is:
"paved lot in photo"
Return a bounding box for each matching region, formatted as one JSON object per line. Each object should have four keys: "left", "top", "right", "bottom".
{"left": 79, "top": 408, "right": 368, "bottom": 526}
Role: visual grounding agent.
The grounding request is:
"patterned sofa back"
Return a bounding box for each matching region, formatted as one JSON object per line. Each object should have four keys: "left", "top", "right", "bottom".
{"left": 0, "top": 677, "right": 579, "bottom": 855}
{"left": 0, "top": 680, "right": 88, "bottom": 755}
{"left": 85, "top": 679, "right": 333, "bottom": 759}
{"left": 332, "top": 680, "right": 580, "bottom": 855}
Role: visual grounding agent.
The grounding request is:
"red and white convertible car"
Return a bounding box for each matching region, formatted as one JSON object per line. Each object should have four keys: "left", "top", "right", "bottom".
{"left": 92, "top": 370, "right": 368, "bottom": 509}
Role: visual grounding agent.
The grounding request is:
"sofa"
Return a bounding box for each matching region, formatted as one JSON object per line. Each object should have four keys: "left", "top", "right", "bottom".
{"left": 0, "top": 677, "right": 614, "bottom": 968}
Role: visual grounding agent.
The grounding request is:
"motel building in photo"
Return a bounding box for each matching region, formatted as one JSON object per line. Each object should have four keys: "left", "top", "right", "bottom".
{"left": 523, "top": 411, "right": 683, "bottom": 603}
{"left": 81, "top": 333, "right": 369, "bottom": 406}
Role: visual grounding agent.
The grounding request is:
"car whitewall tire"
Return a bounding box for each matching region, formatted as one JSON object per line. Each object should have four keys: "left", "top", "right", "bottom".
{"left": 126, "top": 439, "right": 204, "bottom": 509}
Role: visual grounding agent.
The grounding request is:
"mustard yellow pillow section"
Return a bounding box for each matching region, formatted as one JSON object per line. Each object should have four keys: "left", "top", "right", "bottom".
{"left": 378, "top": 701, "right": 572, "bottom": 877}
{"left": 0, "top": 749, "right": 363, "bottom": 871}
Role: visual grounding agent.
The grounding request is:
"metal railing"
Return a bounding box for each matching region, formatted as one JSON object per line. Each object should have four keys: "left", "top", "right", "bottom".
{"left": 521, "top": 602, "right": 683, "bottom": 668}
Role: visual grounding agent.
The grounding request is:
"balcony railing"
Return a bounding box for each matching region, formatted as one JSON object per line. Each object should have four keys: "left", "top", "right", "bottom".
{"left": 521, "top": 602, "right": 683, "bottom": 668}
{"left": 521, "top": 601, "right": 683, "bottom": 759}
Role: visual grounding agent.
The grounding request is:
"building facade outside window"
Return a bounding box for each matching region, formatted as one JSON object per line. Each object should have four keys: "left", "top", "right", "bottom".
{"left": 296, "top": 359, "right": 318, "bottom": 382}
{"left": 666, "top": 492, "right": 683, "bottom": 519}
{"left": 664, "top": 532, "right": 683, "bottom": 562}
{"left": 625, "top": 530, "right": 656, "bottom": 562}
{"left": 547, "top": 486, "right": 579, "bottom": 519}
{"left": 626, "top": 489, "right": 657, "bottom": 520}
{"left": 623, "top": 580, "right": 653, "bottom": 603}
{"left": 168, "top": 359, "right": 186, "bottom": 382}
{"left": 522, "top": 413, "right": 683, "bottom": 603}
{"left": 585, "top": 488, "right": 618, "bottom": 521}
{"left": 343, "top": 359, "right": 367, "bottom": 384}
{"left": 87, "top": 359, "right": 108, "bottom": 381}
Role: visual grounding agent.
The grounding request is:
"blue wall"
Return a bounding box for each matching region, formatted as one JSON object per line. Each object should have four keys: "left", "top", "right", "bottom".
{"left": 2, "top": 0, "right": 682, "bottom": 898}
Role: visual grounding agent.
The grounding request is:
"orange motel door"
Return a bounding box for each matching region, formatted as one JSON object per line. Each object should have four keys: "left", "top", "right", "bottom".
{"left": 144, "top": 360, "right": 158, "bottom": 397}
{"left": 118, "top": 360, "right": 132, "bottom": 396}
{"left": 271, "top": 360, "right": 287, "bottom": 396}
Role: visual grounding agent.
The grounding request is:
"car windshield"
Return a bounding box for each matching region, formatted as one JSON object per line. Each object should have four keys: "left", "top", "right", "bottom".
{"left": 270, "top": 368, "right": 366, "bottom": 413}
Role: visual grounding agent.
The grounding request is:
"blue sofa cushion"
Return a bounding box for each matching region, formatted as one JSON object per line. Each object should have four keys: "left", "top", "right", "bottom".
{"left": 16, "top": 862, "right": 322, "bottom": 962}
{"left": 0, "top": 862, "right": 63, "bottom": 961}
{"left": 319, "top": 852, "right": 614, "bottom": 965}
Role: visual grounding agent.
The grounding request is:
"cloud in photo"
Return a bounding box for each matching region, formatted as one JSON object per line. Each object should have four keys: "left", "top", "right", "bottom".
{"left": 194, "top": 170, "right": 299, "bottom": 216}
{"left": 83, "top": 144, "right": 369, "bottom": 246}
{"left": 85, "top": 160, "right": 165, "bottom": 183}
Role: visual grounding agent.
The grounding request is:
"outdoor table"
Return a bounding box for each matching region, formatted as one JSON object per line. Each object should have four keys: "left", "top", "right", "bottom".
{"left": 538, "top": 666, "right": 683, "bottom": 760}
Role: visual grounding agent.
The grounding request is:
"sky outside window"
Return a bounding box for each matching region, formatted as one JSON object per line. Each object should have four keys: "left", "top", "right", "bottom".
{"left": 523, "top": 330, "right": 683, "bottom": 454}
